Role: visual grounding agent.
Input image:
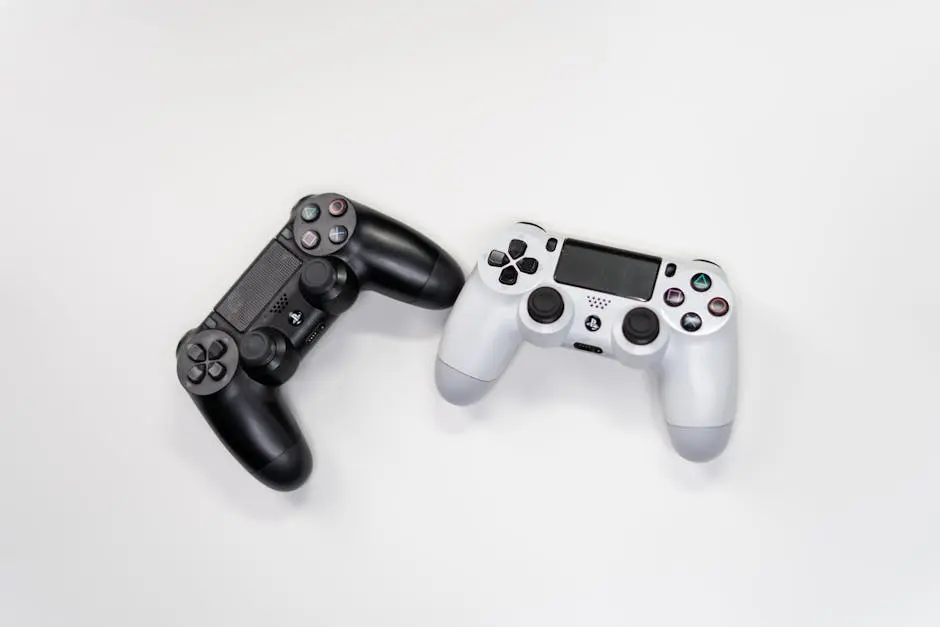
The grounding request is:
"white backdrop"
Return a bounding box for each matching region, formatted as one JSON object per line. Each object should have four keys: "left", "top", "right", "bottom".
{"left": 2, "top": 2, "right": 939, "bottom": 626}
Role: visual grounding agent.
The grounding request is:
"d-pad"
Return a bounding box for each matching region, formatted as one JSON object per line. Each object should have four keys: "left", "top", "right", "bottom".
{"left": 487, "top": 239, "right": 539, "bottom": 285}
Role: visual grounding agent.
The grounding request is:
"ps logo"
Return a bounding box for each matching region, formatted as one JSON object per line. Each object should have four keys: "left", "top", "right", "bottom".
{"left": 585, "top": 315, "right": 601, "bottom": 332}
{"left": 288, "top": 310, "right": 305, "bottom": 326}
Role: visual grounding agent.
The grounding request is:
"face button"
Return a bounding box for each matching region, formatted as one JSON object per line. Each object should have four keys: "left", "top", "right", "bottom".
{"left": 691, "top": 273, "right": 712, "bottom": 292}
{"left": 207, "top": 362, "right": 227, "bottom": 381}
{"left": 488, "top": 250, "right": 509, "bottom": 267}
{"left": 622, "top": 307, "right": 660, "bottom": 346}
{"left": 517, "top": 257, "right": 539, "bottom": 274}
{"left": 585, "top": 315, "right": 601, "bottom": 332}
{"left": 187, "top": 364, "right": 206, "bottom": 384}
{"left": 665, "top": 263, "right": 677, "bottom": 278}
{"left": 664, "top": 288, "right": 685, "bottom": 307}
{"left": 508, "top": 239, "right": 527, "bottom": 259}
{"left": 546, "top": 238, "right": 558, "bottom": 252}
{"left": 499, "top": 266, "right": 518, "bottom": 286}
{"left": 681, "top": 312, "right": 703, "bottom": 332}
{"left": 328, "top": 225, "right": 348, "bottom": 244}
{"left": 186, "top": 343, "right": 206, "bottom": 362}
{"left": 300, "top": 230, "right": 320, "bottom": 250}
{"left": 207, "top": 340, "right": 227, "bottom": 360}
{"left": 328, "top": 198, "right": 348, "bottom": 216}
{"left": 300, "top": 204, "right": 320, "bottom": 222}
{"left": 708, "top": 297, "right": 730, "bottom": 317}
{"left": 527, "top": 286, "right": 565, "bottom": 324}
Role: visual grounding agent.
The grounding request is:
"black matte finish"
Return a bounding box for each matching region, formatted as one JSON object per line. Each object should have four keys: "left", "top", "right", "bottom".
{"left": 527, "top": 286, "right": 565, "bottom": 324}
{"left": 622, "top": 307, "right": 660, "bottom": 346}
{"left": 175, "top": 193, "right": 466, "bottom": 492}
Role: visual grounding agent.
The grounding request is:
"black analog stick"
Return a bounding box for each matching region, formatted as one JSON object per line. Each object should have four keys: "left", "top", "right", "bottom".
{"left": 300, "top": 258, "right": 337, "bottom": 295}
{"left": 622, "top": 308, "right": 660, "bottom": 345}
{"left": 527, "top": 287, "right": 565, "bottom": 324}
{"left": 241, "top": 330, "right": 277, "bottom": 368}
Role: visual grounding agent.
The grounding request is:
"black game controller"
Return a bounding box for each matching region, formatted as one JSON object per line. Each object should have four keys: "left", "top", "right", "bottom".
{"left": 175, "top": 193, "right": 464, "bottom": 491}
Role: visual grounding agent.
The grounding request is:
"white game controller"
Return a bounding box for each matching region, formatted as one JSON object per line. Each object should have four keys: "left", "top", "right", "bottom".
{"left": 435, "top": 223, "right": 739, "bottom": 463}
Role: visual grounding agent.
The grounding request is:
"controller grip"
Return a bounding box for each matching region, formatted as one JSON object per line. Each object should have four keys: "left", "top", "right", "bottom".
{"left": 344, "top": 205, "right": 464, "bottom": 308}
{"left": 192, "top": 370, "right": 312, "bottom": 490}
{"left": 656, "top": 325, "right": 738, "bottom": 462}
{"left": 436, "top": 272, "right": 522, "bottom": 405}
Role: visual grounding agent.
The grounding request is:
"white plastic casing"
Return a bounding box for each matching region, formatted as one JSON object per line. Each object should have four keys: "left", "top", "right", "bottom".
{"left": 435, "top": 223, "right": 738, "bottom": 462}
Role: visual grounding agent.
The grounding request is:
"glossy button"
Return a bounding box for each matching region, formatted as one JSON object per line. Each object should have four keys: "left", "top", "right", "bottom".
{"left": 665, "top": 263, "right": 677, "bottom": 278}
{"left": 328, "top": 198, "right": 347, "bottom": 216}
{"left": 499, "top": 266, "right": 518, "bottom": 285}
{"left": 664, "top": 288, "right": 685, "bottom": 307}
{"left": 681, "top": 312, "right": 703, "bottom": 332}
{"left": 708, "top": 297, "right": 730, "bottom": 317}
{"left": 300, "top": 204, "right": 320, "bottom": 222}
{"left": 328, "top": 225, "right": 348, "bottom": 244}
{"left": 691, "top": 273, "right": 712, "bottom": 292}
{"left": 508, "top": 239, "right": 527, "bottom": 259}
{"left": 487, "top": 250, "right": 509, "bottom": 267}
{"left": 300, "top": 230, "right": 320, "bottom": 249}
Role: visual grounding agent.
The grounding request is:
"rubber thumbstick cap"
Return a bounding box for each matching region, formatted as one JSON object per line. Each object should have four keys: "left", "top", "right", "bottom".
{"left": 301, "top": 259, "right": 337, "bottom": 295}
{"left": 241, "top": 331, "right": 277, "bottom": 368}
{"left": 622, "top": 307, "right": 660, "bottom": 345}
{"left": 527, "top": 286, "right": 565, "bottom": 324}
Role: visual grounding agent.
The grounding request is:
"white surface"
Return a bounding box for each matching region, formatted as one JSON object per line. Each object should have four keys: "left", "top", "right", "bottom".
{"left": 1, "top": 2, "right": 939, "bottom": 626}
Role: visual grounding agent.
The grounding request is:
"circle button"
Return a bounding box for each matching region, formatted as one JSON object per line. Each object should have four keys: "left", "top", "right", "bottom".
{"left": 622, "top": 308, "right": 660, "bottom": 345}
{"left": 681, "top": 313, "right": 703, "bottom": 332}
{"left": 328, "top": 198, "right": 347, "bottom": 216}
{"left": 527, "top": 287, "right": 564, "bottom": 324}
{"left": 708, "top": 297, "right": 730, "bottom": 317}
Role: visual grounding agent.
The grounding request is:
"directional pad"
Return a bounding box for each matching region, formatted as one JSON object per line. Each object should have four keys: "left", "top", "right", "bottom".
{"left": 186, "top": 343, "right": 206, "bottom": 362}
{"left": 177, "top": 330, "right": 238, "bottom": 395}
{"left": 508, "top": 239, "right": 527, "bottom": 259}
{"left": 488, "top": 250, "right": 509, "bottom": 267}
{"left": 517, "top": 257, "right": 538, "bottom": 274}
{"left": 187, "top": 364, "right": 206, "bottom": 384}
{"left": 207, "top": 340, "right": 227, "bottom": 360}
{"left": 499, "top": 266, "right": 519, "bottom": 285}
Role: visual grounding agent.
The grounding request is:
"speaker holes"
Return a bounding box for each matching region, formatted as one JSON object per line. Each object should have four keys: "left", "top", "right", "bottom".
{"left": 586, "top": 296, "right": 611, "bottom": 310}
{"left": 269, "top": 294, "right": 289, "bottom": 314}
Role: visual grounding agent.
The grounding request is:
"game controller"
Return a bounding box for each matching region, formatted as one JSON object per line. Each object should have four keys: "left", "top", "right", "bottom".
{"left": 176, "top": 193, "right": 464, "bottom": 491}
{"left": 435, "top": 222, "right": 738, "bottom": 463}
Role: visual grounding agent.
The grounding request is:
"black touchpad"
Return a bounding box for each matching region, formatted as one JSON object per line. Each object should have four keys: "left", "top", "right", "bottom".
{"left": 554, "top": 239, "right": 661, "bottom": 301}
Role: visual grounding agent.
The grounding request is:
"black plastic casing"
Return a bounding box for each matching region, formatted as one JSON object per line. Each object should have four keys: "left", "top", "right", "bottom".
{"left": 176, "top": 194, "right": 465, "bottom": 491}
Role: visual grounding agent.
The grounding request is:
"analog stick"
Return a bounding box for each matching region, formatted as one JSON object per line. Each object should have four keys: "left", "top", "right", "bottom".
{"left": 527, "top": 286, "right": 565, "bottom": 324}
{"left": 241, "top": 330, "right": 277, "bottom": 368}
{"left": 300, "top": 259, "right": 337, "bottom": 295}
{"left": 622, "top": 308, "right": 660, "bottom": 345}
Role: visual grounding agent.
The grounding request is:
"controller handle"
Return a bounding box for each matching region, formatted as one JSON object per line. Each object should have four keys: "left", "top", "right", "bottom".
{"left": 655, "top": 318, "right": 739, "bottom": 462}
{"left": 190, "top": 368, "right": 313, "bottom": 491}
{"left": 435, "top": 271, "right": 522, "bottom": 405}
{"left": 340, "top": 204, "right": 464, "bottom": 308}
